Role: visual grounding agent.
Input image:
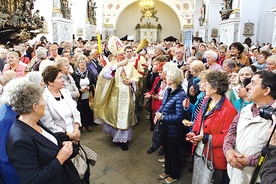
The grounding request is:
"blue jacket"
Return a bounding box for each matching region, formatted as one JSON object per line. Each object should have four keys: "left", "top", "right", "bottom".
{"left": 158, "top": 86, "right": 187, "bottom": 137}
{"left": 0, "top": 104, "right": 19, "bottom": 184}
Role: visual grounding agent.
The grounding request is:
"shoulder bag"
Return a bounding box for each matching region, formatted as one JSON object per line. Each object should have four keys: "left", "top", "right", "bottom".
{"left": 192, "top": 134, "right": 214, "bottom": 184}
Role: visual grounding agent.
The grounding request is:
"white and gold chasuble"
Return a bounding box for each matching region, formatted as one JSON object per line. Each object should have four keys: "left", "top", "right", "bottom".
{"left": 94, "top": 59, "right": 141, "bottom": 130}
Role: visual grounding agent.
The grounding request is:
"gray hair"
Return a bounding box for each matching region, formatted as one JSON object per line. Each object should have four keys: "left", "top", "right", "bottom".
{"left": 25, "top": 71, "right": 43, "bottom": 85}
{"left": 35, "top": 47, "right": 48, "bottom": 60}
{"left": 236, "top": 66, "right": 254, "bottom": 84}
{"left": 166, "top": 67, "right": 184, "bottom": 86}
{"left": 6, "top": 80, "right": 43, "bottom": 114}
{"left": 77, "top": 55, "right": 88, "bottom": 65}
{"left": 267, "top": 55, "right": 276, "bottom": 65}
{"left": 1, "top": 78, "right": 26, "bottom": 104}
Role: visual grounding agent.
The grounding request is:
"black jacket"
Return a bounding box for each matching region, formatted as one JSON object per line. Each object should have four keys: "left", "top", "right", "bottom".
{"left": 72, "top": 69, "right": 97, "bottom": 100}
{"left": 260, "top": 145, "right": 276, "bottom": 184}
{"left": 6, "top": 118, "right": 81, "bottom": 184}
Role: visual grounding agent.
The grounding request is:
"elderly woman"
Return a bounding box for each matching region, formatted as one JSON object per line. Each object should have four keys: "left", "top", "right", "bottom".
{"left": 0, "top": 70, "right": 17, "bottom": 103}
{"left": 5, "top": 80, "right": 81, "bottom": 184}
{"left": 40, "top": 66, "right": 81, "bottom": 144}
{"left": 187, "top": 71, "right": 237, "bottom": 184}
{"left": 145, "top": 61, "right": 175, "bottom": 154}
{"left": 25, "top": 71, "right": 44, "bottom": 86}
{"left": 222, "top": 59, "right": 237, "bottom": 78}
{"left": 0, "top": 78, "right": 22, "bottom": 184}
{"left": 2, "top": 51, "right": 28, "bottom": 78}
{"left": 266, "top": 55, "right": 276, "bottom": 72}
{"left": 205, "top": 50, "right": 222, "bottom": 71}
{"left": 227, "top": 42, "right": 250, "bottom": 67}
{"left": 56, "top": 57, "right": 80, "bottom": 101}
{"left": 183, "top": 70, "right": 211, "bottom": 127}
{"left": 253, "top": 50, "right": 271, "bottom": 71}
{"left": 72, "top": 55, "right": 96, "bottom": 133}
{"left": 188, "top": 60, "right": 205, "bottom": 98}
{"left": 156, "top": 67, "right": 187, "bottom": 184}
{"left": 230, "top": 67, "right": 253, "bottom": 103}
{"left": 30, "top": 47, "right": 48, "bottom": 71}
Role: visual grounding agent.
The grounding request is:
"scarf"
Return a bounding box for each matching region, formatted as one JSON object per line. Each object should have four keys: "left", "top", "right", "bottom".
{"left": 75, "top": 68, "right": 88, "bottom": 79}
{"left": 254, "top": 62, "right": 266, "bottom": 70}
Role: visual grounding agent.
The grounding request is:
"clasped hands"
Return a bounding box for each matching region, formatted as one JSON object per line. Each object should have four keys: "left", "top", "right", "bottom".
{"left": 79, "top": 86, "right": 90, "bottom": 93}
{"left": 225, "top": 149, "right": 248, "bottom": 169}
{"left": 186, "top": 132, "right": 203, "bottom": 145}
{"left": 144, "top": 92, "right": 159, "bottom": 99}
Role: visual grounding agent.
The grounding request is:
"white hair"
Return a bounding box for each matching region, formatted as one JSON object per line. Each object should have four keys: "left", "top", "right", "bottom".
{"left": 205, "top": 50, "right": 218, "bottom": 60}
{"left": 1, "top": 78, "right": 26, "bottom": 104}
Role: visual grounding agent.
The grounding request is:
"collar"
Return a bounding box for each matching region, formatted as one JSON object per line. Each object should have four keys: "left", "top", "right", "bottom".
{"left": 251, "top": 101, "right": 275, "bottom": 117}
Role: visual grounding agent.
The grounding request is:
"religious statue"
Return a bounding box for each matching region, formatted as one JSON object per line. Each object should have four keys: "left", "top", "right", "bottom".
{"left": 0, "top": 0, "right": 44, "bottom": 45}
{"left": 60, "top": 0, "right": 71, "bottom": 19}
{"left": 198, "top": 1, "right": 206, "bottom": 26}
{"left": 87, "top": 0, "right": 97, "bottom": 25}
{"left": 219, "top": 0, "right": 233, "bottom": 20}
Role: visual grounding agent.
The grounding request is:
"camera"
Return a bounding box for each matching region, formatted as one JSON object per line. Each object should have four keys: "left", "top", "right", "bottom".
{"left": 259, "top": 105, "right": 276, "bottom": 120}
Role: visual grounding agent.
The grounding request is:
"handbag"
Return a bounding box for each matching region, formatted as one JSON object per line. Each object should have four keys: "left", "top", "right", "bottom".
{"left": 71, "top": 146, "right": 88, "bottom": 179}
{"left": 89, "top": 84, "right": 95, "bottom": 110}
{"left": 152, "top": 119, "right": 166, "bottom": 149}
{"left": 192, "top": 135, "right": 214, "bottom": 184}
{"left": 81, "top": 144, "right": 97, "bottom": 166}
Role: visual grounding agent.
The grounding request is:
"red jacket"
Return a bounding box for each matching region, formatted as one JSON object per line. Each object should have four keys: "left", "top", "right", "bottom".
{"left": 149, "top": 77, "right": 163, "bottom": 111}
{"left": 192, "top": 95, "right": 237, "bottom": 170}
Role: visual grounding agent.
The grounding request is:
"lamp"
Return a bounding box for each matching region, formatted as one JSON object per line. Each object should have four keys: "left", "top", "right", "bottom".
{"left": 139, "top": 0, "right": 158, "bottom": 22}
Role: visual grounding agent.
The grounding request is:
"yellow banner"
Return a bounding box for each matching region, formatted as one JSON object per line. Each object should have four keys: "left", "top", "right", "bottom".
{"left": 97, "top": 34, "right": 102, "bottom": 54}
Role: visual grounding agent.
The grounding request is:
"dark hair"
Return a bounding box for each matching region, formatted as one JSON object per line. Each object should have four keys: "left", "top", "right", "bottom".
{"left": 124, "top": 45, "right": 133, "bottom": 51}
{"left": 206, "top": 71, "right": 229, "bottom": 95}
{"left": 255, "top": 70, "right": 276, "bottom": 99}
{"left": 252, "top": 48, "right": 258, "bottom": 52}
{"left": 249, "top": 65, "right": 257, "bottom": 73}
{"left": 83, "top": 50, "right": 91, "bottom": 57}
{"left": 42, "top": 65, "right": 61, "bottom": 85}
{"left": 260, "top": 50, "right": 271, "bottom": 59}
{"left": 229, "top": 42, "right": 244, "bottom": 54}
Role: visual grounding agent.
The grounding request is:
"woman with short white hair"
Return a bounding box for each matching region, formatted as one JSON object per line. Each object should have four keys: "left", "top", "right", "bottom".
{"left": 205, "top": 50, "right": 222, "bottom": 71}
{"left": 156, "top": 67, "right": 187, "bottom": 184}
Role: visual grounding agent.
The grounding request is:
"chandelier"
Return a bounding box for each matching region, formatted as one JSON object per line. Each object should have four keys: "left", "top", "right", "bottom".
{"left": 139, "top": 0, "right": 158, "bottom": 22}
{"left": 139, "top": 0, "right": 154, "bottom": 9}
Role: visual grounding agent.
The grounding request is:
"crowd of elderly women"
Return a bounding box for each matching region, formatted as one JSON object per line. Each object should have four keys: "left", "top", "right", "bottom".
{"left": 0, "top": 38, "right": 275, "bottom": 184}
{"left": 143, "top": 40, "right": 276, "bottom": 184}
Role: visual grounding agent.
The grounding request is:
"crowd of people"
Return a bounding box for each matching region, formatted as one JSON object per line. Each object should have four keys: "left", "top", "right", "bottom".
{"left": 0, "top": 35, "right": 276, "bottom": 184}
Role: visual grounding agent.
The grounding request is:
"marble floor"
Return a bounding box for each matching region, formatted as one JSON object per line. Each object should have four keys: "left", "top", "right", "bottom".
{"left": 81, "top": 109, "right": 193, "bottom": 184}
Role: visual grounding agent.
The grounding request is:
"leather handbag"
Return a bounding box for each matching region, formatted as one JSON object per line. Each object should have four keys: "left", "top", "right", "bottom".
{"left": 192, "top": 135, "right": 214, "bottom": 184}
{"left": 152, "top": 119, "right": 166, "bottom": 149}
